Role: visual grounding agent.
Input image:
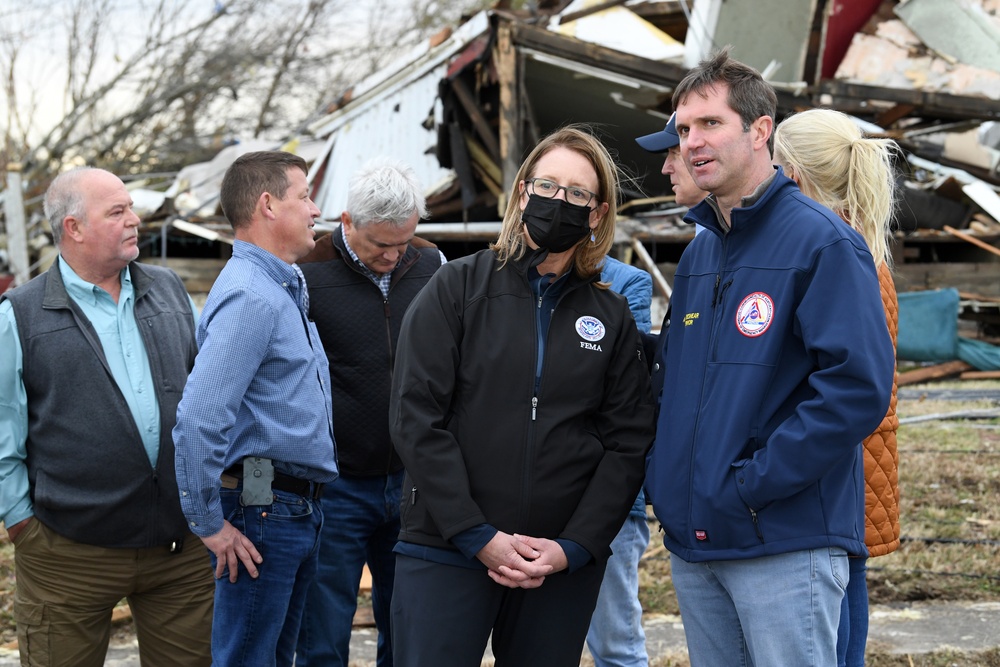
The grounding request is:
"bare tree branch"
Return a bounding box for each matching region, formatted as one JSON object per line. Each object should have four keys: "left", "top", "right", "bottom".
{"left": 4, "top": 0, "right": 493, "bottom": 190}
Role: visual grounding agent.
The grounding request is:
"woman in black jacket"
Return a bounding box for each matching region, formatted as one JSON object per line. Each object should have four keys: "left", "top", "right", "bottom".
{"left": 388, "top": 125, "right": 655, "bottom": 667}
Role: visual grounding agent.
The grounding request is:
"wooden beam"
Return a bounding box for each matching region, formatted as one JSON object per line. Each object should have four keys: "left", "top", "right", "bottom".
{"left": 898, "top": 360, "right": 974, "bottom": 386}
{"left": 818, "top": 80, "right": 1000, "bottom": 121}
{"left": 495, "top": 22, "right": 521, "bottom": 216}
{"left": 464, "top": 132, "right": 502, "bottom": 187}
{"left": 943, "top": 225, "right": 1000, "bottom": 259}
{"left": 959, "top": 370, "right": 1000, "bottom": 380}
{"left": 631, "top": 237, "right": 672, "bottom": 300}
{"left": 892, "top": 262, "right": 1000, "bottom": 298}
{"left": 875, "top": 103, "right": 917, "bottom": 128}
{"left": 508, "top": 21, "right": 689, "bottom": 89}
{"left": 3, "top": 164, "right": 30, "bottom": 286}
{"left": 450, "top": 78, "right": 501, "bottom": 162}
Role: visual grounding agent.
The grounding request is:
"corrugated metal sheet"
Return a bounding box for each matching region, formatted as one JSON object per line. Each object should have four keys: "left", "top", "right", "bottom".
{"left": 308, "top": 73, "right": 453, "bottom": 222}
{"left": 307, "top": 12, "right": 490, "bottom": 220}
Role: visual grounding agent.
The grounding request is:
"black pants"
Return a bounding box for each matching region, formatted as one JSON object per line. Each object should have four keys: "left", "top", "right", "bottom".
{"left": 391, "top": 553, "right": 606, "bottom": 667}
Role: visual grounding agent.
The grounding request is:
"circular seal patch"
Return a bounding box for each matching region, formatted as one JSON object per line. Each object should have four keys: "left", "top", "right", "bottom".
{"left": 576, "top": 316, "right": 606, "bottom": 342}
{"left": 735, "top": 292, "right": 774, "bottom": 337}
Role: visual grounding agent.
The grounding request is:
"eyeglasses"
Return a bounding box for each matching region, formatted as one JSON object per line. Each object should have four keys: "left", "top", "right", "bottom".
{"left": 526, "top": 178, "right": 598, "bottom": 208}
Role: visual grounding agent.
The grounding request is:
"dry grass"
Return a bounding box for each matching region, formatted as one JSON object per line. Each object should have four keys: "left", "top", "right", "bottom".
{"left": 870, "top": 389, "right": 1000, "bottom": 605}
{"left": 866, "top": 648, "right": 1000, "bottom": 666}
{"left": 0, "top": 540, "right": 12, "bottom": 647}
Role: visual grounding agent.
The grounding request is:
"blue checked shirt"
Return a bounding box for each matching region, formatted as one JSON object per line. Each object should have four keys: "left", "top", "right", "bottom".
{"left": 173, "top": 240, "right": 338, "bottom": 538}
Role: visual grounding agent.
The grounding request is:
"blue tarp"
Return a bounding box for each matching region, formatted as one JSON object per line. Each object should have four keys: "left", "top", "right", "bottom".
{"left": 957, "top": 337, "right": 1000, "bottom": 371}
{"left": 897, "top": 288, "right": 1000, "bottom": 370}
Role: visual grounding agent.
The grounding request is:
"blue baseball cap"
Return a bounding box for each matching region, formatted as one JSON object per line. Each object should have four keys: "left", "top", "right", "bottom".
{"left": 635, "top": 112, "right": 679, "bottom": 153}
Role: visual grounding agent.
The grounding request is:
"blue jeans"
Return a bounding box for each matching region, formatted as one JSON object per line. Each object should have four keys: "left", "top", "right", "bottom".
{"left": 837, "top": 557, "right": 869, "bottom": 667}
{"left": 211, "top": 487, "right": 323, "bottom": 667}
{"left": 586, "top": 493, "right": 649, "bottom": 667}
{"left": 297, "top": 470, "right": 403, "bottom": 667}
{"left": 670, "top": 548, "right": 848, "bottom": 667}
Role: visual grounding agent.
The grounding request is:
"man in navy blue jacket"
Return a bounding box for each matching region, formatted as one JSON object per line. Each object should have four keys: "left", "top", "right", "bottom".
{"left": 645, "top": 48, "right": 895, "bottom": 667}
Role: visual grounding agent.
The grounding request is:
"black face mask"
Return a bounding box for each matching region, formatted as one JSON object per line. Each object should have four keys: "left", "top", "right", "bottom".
{"left": 521, "top": 194, "right": 593, "bottom": 253}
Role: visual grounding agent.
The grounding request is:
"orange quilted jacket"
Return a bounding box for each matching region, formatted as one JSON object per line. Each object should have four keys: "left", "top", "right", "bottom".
{"left": 864, "top": 262, "right": 900, "bottom": 557}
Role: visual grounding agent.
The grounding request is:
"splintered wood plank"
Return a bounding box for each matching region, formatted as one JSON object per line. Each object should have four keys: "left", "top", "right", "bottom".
{"left": 898, "top": 360, "right": 974, "bottom": 386}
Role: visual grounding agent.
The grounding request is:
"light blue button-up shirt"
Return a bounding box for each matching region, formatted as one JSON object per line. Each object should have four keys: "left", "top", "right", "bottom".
{"left": 172, "top": 240, "right": 338, "bottom": 538}
{"left": 0, "top": 257, "right": 197, "bottom": 529}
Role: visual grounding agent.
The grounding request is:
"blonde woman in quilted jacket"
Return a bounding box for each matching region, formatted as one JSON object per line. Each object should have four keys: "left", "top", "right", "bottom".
{"left": 774, "top": 108, "right": 900, "bottom": 667}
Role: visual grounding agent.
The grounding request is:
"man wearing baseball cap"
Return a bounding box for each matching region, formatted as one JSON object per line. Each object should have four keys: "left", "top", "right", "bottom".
{"left": 636, "top": 112, "right": 708, "bottom": 210}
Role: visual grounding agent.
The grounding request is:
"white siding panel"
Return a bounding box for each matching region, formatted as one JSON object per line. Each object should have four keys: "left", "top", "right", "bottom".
{"left": 311, "top": 72, "right": 453, "bottom": 220}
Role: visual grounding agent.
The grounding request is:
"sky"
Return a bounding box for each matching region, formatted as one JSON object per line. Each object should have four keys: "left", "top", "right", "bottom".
{"left": 0, "top": 0, "right": 440, "bottom": 148}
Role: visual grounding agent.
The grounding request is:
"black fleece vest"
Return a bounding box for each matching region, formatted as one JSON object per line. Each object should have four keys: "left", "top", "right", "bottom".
{"left": 2, "top": 261, "right": 195, "bottom": 548}
{"left": 299, "top": 228, "right": 441, "bottom": 476}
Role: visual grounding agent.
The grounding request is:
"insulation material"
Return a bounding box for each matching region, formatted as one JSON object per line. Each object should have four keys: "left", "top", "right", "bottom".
{"left": 835, "top": 23, "right": 1000, "bottom": 96}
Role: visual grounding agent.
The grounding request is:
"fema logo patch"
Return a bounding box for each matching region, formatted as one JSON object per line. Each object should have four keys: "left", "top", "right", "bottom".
{"left": 735, "top": 292, "right": 774, "bottom": 337}
{"left": 576, "top": 316, "right": 606, "bottom": 342}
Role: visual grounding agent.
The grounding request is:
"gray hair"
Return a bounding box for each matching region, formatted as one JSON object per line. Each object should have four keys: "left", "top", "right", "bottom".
{"left": 346, "top": 158, "right": 428, "bottom": 228}
{"left": 43, "top": 167, "right": 98, "bottom": 246}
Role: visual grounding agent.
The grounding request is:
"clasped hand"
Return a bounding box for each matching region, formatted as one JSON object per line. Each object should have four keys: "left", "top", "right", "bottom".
{"left": 476, "top": 531, "right": 568, "bottom": 589}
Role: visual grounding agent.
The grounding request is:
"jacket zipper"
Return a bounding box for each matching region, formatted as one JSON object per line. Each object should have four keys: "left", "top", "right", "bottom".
{"left": 749, "top": 507, "right": 765, "bottom": 543}
{"left": 521, "top": 292, "right": 545, "bottom": 529}
{"left": 383, "top": 296, "right": 394, "bottom": 476}
{"left": 521, "top": 270, "right": 591, "bottom": 530}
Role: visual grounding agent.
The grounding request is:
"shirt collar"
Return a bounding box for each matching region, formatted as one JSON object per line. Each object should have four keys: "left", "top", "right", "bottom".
{"left": 57, "top": 255, "right": 131, "bottom": 307}
{"left": 739, "top": 169, "right": 778, "bottom": 209}
{"left": 233, "top": 240, "right": 308, "bottom": 312}
{"left": 233, "top": 239, "right": 299, "bottom": 284}
{"left": 704, "top": 169, "right": 779, "bottom": 232}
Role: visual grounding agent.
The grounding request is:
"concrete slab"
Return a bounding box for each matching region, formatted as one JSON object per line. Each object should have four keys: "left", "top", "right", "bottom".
{"left": 0, "top": 601, "right": 996, "bottom": 665}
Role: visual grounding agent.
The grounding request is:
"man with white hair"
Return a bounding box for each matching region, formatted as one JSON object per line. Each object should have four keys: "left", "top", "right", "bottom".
{"left": 296, "top": 159, "right": 445, "bottom": 667}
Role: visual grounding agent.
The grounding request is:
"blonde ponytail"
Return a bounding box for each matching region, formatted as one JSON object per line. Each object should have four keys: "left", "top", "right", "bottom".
{"left": 774, "top": 109, "right": 898, "bottom": 268}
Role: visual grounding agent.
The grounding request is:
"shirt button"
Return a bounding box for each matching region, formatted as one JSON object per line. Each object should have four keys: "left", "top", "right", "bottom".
{"left": 190, "top": 521, "right": 197, "bottom": 527}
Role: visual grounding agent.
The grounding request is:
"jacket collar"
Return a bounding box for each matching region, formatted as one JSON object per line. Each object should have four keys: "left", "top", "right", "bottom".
{"left": 509, "top": 246, "right": 597, "bottom": 291}
{"left": 685, "top": 167, "right": 794, "bottom": 238}
{"left": 42, "top": 259, "right": 152, "bottom": 310}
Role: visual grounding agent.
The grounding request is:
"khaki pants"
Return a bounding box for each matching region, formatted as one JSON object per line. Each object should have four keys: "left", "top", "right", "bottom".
{"left": 13, "top": 518, "right": 214, "bottom": 667}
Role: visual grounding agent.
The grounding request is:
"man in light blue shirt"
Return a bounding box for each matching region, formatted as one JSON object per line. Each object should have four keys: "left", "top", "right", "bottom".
{"left": 0, "top": 167, "right": 213, "bottom": 667}
{"left": 173, "top": 150, "right": 338, "bottom": 667}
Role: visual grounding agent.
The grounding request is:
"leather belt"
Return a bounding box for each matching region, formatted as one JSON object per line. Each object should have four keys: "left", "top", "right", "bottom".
{"left": 222, "top": 464, "right": 325, "bottom": 500}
